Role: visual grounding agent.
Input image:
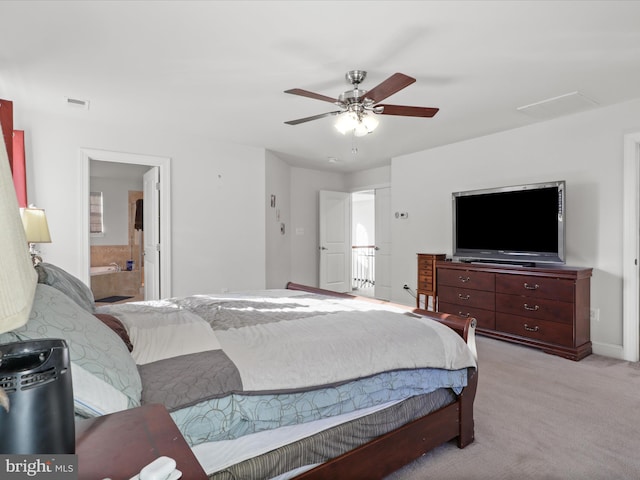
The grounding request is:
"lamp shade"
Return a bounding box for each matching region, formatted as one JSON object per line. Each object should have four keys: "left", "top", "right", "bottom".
{"left": 21, "top": 207, "right": 52, "bottom": 244}
{"left": 0, "top": 125, "right": 37, "bottom": 334}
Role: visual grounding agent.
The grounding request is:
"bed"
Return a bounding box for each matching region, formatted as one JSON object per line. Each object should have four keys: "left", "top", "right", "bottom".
{"left": 0, "top": 263, "right": 478, "bottom": 480}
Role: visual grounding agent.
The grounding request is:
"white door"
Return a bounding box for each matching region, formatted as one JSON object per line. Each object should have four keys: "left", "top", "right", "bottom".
{"left": 143, "top": 167, "right": 160, "bottom": 300}
{"left": 374, "top": 187, "right": 392, "bottom": 300}
{"left": 319, "top": 190, "right": 351, "bottom": 292}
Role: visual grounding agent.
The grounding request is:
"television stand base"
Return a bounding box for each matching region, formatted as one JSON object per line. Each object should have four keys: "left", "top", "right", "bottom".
{"left": 471, "top": 260, "right": 537, "bottom": 268}
{"left": 458, "top": 258, "right": 537, "bottom": 268}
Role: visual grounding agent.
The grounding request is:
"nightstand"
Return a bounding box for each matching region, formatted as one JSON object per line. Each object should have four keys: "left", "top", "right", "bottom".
{"left": 75, "top": 403, "right": 208, "bottom": 480}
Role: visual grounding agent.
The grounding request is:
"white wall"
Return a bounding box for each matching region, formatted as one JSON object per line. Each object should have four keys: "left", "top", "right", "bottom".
{"left": 391, "top": 98, "right": 640, "bottom": 355}
{"left": 16, "top": 108, "right": 266, "bottom": 297}
{"left": 346, "top": 165, "right": 391, "bottom": 191}
{"left": 265, "top": 151, "right": 292, "bottom": 289}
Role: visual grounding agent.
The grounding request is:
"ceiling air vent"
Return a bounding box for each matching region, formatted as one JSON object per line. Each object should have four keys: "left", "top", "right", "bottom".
{"left": 517, "top": 91, "right": 598, "bottom": 119}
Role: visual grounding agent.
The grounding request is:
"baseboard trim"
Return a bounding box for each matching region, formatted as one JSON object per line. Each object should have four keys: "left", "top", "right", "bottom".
{"left": 592, "top": 341, "right": 625, "bottom": 360}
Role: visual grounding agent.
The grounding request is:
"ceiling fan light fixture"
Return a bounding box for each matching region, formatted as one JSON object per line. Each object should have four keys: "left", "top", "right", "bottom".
{"left": 361, "top": 113, "right": 379, "bottom": 132}
{"left": 335, "top": 111, "right": 378, "bottom": 136}
{"left": 353, "top": 124, "right": 369, "bottom": 137}
{"left": 334, "top": 112, "right": 358, "bottom": 135}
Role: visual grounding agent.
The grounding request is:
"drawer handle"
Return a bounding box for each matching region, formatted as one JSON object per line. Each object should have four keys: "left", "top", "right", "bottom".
{"left": 524, "top": 324, "right": 540, "bottom": 332}
{"left": 457, "top": 312, "right": 471, "bottom": 318}
{"left": 458, "top": 276, "right": 471, "bottom": 283}
{"left": 457, "top": 293, "right": 471, "bottom": 301}
{"left": 523, "top": 303, "right": 539, "bottom": 311}
{"left": 524, "top": 283, "right": 539, "bottom": 290}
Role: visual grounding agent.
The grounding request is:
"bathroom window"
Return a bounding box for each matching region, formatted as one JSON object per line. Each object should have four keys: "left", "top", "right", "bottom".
{"left": 90, "top": 191, "right": 104, "bottom": 236}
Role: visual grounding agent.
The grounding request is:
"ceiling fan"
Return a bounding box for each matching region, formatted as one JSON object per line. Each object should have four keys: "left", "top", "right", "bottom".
{"left": 284, "top": 70, "right": 439, "bottom": 135}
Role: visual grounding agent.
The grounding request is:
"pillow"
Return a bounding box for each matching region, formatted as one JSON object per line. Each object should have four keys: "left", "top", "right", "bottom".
{"left": 9, "top": 283, "right": 141, "bottom": 410}
{"left": 35, "top": 263, "right": 96, "bottom": 313}
{"left": 0, "top": 331, "right": 19, "bottom": 344}
{"left": 94, "top": 313, "right": 134, "bottom": 352}
{"left": 71, "top": 362, "right": 130, "bottom": 417}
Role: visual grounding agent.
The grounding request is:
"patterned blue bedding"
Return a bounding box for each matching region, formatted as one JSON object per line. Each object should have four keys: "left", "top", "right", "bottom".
{"left": 171, "top": 367, "right": 468, "bottom": 445}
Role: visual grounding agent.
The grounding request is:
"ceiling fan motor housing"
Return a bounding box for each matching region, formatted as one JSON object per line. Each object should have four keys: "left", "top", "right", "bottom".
{"left": 345, "top": 70, "right": 367, "bottom": 86}
{"left": 339, "top": 89, "right": 368, "bottom": 105}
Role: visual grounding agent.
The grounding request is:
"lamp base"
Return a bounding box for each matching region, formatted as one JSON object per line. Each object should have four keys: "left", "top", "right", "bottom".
{"left": 28, "top": 243, "right": 43, "bottom": 265}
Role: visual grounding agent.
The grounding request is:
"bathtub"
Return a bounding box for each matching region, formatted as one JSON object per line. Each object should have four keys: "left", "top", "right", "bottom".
{"left": 90, "top": 265, "right": 120, "bottom": 276}
{"left": 90, "top": 268, "right": 141, "bottom": 300}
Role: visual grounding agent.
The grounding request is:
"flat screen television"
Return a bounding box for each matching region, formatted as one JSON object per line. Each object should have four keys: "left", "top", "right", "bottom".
{"left": 452, "top": 180, "right": 565, "bottom": 265}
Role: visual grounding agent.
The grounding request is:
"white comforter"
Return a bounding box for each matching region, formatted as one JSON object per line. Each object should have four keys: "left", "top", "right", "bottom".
{"left": 98, "top": 289, "right": 476, "bottom": 395}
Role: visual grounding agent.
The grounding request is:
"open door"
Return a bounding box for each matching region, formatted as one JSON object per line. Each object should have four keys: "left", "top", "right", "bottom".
{"left": 143, "top": 167, "right": 160, "bottom": 300}
{"left": 374, "top": 187, "right": 392, "bottom": 300}
{"left": 319, "top": 190, "right": 351, "bottom": 293}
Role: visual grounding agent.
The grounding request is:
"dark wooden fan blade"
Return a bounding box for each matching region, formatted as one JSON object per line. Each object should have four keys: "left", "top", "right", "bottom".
{"left": 285, "top": 111, "right": 342, "bottom": 125}
{"left": 284, "top": 88, "right": 339, "bottom": 104}
{"left": 364, "top": 73, "right": 416, "bottom": 103}
{"left": 376, "top": 104, "right": 439, "bottom": 117}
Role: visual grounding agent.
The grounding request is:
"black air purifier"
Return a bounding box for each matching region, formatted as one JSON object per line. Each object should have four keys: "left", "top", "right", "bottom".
{"left": 0, "top": 339, "right": 75, "bottom": 454}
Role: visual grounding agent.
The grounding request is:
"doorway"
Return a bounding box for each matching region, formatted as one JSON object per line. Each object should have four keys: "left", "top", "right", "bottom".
{"left": 351, "top": 188, "right": 392, "bottom": 300}
{"left": 88, "top": 161, "right": 147, "bottom": 302}
{"left": 318, "top": 188, "right": 390, "bottom": 299}
{"left": 352, "top": 191, "right": 375, "bottom": 297}
{"left": 79, "top": 148, "right": 172, "bottom": 299}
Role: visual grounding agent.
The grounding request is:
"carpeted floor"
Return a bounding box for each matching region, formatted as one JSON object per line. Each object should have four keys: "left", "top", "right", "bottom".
{"left": 386, "top": 336, "right": 640, "bottom": 480}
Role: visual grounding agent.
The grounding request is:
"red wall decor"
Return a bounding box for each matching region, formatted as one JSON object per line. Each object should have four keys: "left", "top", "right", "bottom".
{"left": 0, "top": 99, "right": 13, "bottom": 168}
{"left": 12, "top": 130, "right": 27, "bottom": 207}
{"left": 0, "top": 99, "right": 28, "bottom": 206}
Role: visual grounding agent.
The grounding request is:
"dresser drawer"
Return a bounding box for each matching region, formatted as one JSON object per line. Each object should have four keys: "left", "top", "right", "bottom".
{"left": 438, "top": 302, "right": 496, "bottom": 330}
{"left": 437, "top": 268, "right": 495, "bottom": 291}
{"left": 438, "top": 286, "right": 495, "bottom": 310}
{"left": 418, "top": 272, "right": 435, "bottom": 290}
{"left": 418, "top": 257, "right": 435, "bottom": 271}
{"left": 495, "top": 274, "right": 574, "bottom": 302}
{"left": 496, "top": 294, "right": 574, "bottom": 325}
{"left": 496, "top": 313, "right": 573, "bottom": 347}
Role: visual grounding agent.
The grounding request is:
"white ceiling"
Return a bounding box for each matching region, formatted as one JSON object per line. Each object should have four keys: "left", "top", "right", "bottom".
{"left": 2, "top": 1, "right": 640, "bottom": 172}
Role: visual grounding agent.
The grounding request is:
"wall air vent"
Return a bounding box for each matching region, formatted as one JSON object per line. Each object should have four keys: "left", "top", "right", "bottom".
{"left": 65, "top": 97, "right": 90, "bottom": 110}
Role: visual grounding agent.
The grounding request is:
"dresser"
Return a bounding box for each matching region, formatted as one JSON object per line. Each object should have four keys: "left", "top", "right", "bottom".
{"left": 416, "top": 253, "right": 447, "bottom": 309}
{"left": 436, "top": 261, "right": 592, "bottom": 360}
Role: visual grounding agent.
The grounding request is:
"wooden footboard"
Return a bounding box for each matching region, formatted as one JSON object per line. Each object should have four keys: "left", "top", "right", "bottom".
{"left": 286, "top": 282, "right": 478, "bottom": 480}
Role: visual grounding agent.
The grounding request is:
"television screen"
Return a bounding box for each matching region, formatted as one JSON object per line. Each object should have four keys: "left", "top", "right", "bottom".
{"left": 452, "top": 181, "right": 565, "bottom": 265}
